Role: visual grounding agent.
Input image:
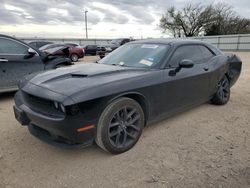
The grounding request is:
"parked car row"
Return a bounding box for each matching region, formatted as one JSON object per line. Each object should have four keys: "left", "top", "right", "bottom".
{"left": 39, "top": 43, "right": 85, "bottom": 62}
{"left": 29, "top": 38, "right": 134, "bottom": 59}
{"left": 97, "top": 38, "right": 133, "bottom": 58}
{"left": 0, "top": 34, "right": 73, "bottom": 93}
{"left": 28, "top": 42, "right": 85, "bottom": 62}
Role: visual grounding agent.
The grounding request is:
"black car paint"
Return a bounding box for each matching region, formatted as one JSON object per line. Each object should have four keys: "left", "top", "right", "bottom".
{"left": 84, "top": 45, "right": 98, "bottom": 55}
{"left": 14, "top": 39, "right": 242, "bottom": 148}
{"left": 0, "top": 35, "right": 72, "bottom": 93}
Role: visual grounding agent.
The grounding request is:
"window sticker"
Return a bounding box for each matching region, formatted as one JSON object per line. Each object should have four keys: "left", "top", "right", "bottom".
{"left": 141, "top": 44, "right": 159, "bottom": 49}
{"left": 139, "top": 59, "right": 153, "bottom": 66}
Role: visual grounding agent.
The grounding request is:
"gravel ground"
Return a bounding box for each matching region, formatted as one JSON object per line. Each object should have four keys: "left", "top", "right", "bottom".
{"left": 0, "top": 52, "right": 249, "bottom": 188}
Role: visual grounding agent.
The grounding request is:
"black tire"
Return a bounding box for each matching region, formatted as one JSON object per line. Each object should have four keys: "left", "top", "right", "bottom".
{"left": 211, "top": 75, "right": 230, "bottom": 105}
{"left": 95, "top": 97, "right": 145, "bottom": 154}
{"left": 71, "top": 54, "right": 79, "bottom": 62}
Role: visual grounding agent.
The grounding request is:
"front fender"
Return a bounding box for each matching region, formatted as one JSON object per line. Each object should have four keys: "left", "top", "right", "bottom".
{"left": 105, "top": 91, "right": 150, "bottom": 123}
{"left": 44, "top": 57, "right": 73, "bottom": 70}
{"left": 109, "top": 92, "right": 148, "bottom": 108}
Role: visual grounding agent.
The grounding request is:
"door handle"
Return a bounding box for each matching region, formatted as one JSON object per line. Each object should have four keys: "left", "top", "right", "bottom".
{"left": 0, "top": 58, "right": 8, "bottom": 62}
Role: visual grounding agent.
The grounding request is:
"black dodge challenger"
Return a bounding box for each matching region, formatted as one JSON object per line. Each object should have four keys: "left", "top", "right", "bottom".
{"left": 14, "top": 39, "right": 242, "bottom": 154}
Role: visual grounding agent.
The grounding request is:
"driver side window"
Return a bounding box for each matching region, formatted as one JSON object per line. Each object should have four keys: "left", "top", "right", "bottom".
{"left": 0, "top": 38, "right": 28, "bottom": 55}
{"left": 169, "top": 45, "right": 206, "bottom": 68}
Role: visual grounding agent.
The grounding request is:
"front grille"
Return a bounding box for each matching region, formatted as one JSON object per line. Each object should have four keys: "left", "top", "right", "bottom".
{"left": 21, "top": 91, "right": 64, "bottom": 117}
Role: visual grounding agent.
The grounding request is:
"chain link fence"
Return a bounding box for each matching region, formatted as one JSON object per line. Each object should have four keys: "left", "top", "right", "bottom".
{"left": 192, "top": 34, "right": 250, "bottom": 51}
{"left": 21, "top": 34, "right": 250, "bottom": 51}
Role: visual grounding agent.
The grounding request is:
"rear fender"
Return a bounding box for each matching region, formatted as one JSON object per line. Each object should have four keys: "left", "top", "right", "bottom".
{"left": 226, "top": 54, "right": 242, "bottom": 87}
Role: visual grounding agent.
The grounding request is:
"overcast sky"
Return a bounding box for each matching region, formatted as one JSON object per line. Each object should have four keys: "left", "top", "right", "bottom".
{"left": 0, "top": 0, "right": 250, "bottom": 38}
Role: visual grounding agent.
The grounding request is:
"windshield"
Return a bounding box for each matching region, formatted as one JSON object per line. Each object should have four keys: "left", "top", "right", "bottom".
{"left": 99, "top": 43, "right": 169, "bottom": 68}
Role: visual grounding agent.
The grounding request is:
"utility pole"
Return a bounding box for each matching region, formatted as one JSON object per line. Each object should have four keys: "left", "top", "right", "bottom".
{"left": 84, "top": 10, "right": 88, "bottom": 39}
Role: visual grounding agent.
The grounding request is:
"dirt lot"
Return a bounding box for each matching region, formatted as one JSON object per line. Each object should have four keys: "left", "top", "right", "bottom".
{"left": 0, "top": 53, "right": 249, "bottom": 188}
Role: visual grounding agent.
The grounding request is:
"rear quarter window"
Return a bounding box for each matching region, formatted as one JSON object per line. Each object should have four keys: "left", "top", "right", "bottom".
{"left": 199, "top": 45, "right": 214, "bottom": 60}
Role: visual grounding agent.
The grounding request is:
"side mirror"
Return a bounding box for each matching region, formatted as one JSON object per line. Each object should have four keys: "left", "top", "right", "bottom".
{"left": 28, "top": 48, "right": 37, "bottom": 55}
{"left": 179, "top": 59, "right": 194, "bottom": 68}
{"left": 24, "top": 48, "right": 37, "bottom": 59}
{"left": 169, "top": 59, "right": 194, "bottom": 76}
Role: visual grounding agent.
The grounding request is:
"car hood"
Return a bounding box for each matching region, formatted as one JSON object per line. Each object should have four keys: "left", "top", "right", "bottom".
{"left": 23, "top": 63, "right": 150, "bottom": 103}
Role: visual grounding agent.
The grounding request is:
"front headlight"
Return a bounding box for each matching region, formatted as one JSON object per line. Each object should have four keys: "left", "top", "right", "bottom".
{"left": 53, "top": 102, "right": 79, "bottom": 115}
{"left": 54, "top": 101, "right": 59, "bottom": 109}
{"left": 53, "top": 101, "right": 66, "bottom": 113}
{"left": 60, "top": 103, "right": 66, "bottom": 113}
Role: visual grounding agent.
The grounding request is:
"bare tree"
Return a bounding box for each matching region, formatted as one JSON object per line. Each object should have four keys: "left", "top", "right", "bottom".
{"left": 205, "top": 3, "right": 250, "bottom": 35}
{"left": 159, "top": 4, "right": 215, "bottom": 37}
{"left": 160, "top": 3, "right": 250, "bottom": 37}
{"left": 159, "top": 7, "right": 183, "bottom": 37}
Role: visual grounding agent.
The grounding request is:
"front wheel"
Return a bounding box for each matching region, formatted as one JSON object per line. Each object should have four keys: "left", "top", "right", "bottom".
{"left": 95, "top": 98, "right": 145, "bottom": 154}
{"left": 70, "top": 54, "right": 79, "bottom": 62}
{"left": 211, "top": 75, "right": 230, "bottom": 105}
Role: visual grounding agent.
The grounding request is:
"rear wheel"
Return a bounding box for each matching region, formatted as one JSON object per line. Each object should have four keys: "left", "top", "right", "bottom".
{"left": 71, "top": 54, "right": 79, "bottom": 62}
{"left": 95, "top": 98, "right": 145, "bottom": 154}
{"left": 211, "top": 75, "right": 230, "bottom": 105}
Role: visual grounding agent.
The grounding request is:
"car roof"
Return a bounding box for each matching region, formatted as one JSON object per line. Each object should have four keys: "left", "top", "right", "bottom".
{"left": 65, "top": 43, "right": 78, "bottom": 45}
{"left": 130, "top": 38, "right": 207, "bottom": 45}
{"left": 29, "top": 41, "right": 52, "bottom": 43}
{"left": 0, "top": 34, "right": 24, "bottom": 41}
{"left": 132, "top": 38, "right": 222, "bottom": 55}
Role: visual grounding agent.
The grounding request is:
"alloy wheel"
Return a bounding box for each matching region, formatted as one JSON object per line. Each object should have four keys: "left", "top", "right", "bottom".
{"left": 108, "top": 106, "right": 141, "bottom": 148}
{"left": 218, "top": 77, "right": 230, "bottom": 101}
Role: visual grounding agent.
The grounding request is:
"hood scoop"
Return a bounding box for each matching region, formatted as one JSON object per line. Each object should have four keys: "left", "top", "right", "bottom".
{"left": 40, "top": 73, "right": 88, "bottom": 84}
{"left": 71, "top": 74, "right": 88, "bottom": 78}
